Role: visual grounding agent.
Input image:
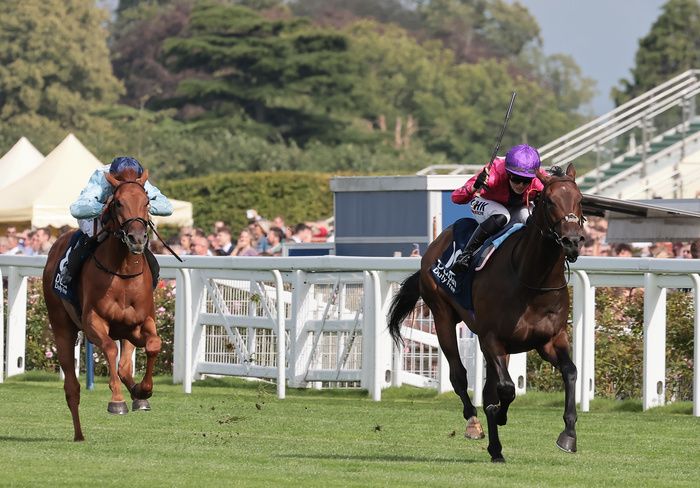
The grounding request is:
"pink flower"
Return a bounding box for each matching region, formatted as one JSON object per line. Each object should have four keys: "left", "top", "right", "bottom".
{"left": 157, "top": 306, "right": 166, "bottom": 313}
{"left": 45, "top": 350, "right": 53, "bottom": 359}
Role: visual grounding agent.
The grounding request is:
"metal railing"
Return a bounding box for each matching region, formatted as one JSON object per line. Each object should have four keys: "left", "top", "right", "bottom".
{"left": 1, "top": 254, "right": 699, "bottom": 415}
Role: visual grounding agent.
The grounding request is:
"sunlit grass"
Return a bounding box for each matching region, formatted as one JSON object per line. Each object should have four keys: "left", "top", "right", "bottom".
{"left": 0, "top": 373, "right": 697, "bottom": 487}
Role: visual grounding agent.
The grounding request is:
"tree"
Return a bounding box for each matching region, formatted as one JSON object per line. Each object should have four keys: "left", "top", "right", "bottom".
{"left": 0, "top": 0, "right": 124, "bottom": 126}
{"left": 612, "top": 0, "right": 700, "bottom": 105}
{"left": 111, "top": 0, "right": 193, "bottom": 108}
{"left": 162, "top": 2, "right": 364, "bottom": 146}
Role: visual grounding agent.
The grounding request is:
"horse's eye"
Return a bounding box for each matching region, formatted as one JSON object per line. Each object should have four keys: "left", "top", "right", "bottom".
{"left": 115, "top": 200, "right": 122, "bottom": 208}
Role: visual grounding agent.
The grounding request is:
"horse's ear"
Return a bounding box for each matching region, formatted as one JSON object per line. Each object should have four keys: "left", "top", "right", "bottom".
{"left": 565, "top": 163, "right": 576, "bottom": 181}
{"left": 138, "top": 169, "right": 149, "bottom": 186}
{"left": 536, "top": 169, "right": 550, "bottom": 185}
{"left": 105, "top": 171, "right": 119, "bottom": 188}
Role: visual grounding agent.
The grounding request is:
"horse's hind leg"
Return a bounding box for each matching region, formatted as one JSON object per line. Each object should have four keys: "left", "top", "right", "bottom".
{"left": 432, "top": 312, "right": 483, "bottom": 440}
{"left": 53, "top": 324, "right": 84, "bottom": 441}
{"left": 538, "top": 333, "right": 577, "bottom": 453}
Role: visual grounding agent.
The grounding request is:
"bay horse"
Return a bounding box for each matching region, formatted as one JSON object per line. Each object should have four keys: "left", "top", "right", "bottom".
{"left": 42, "top": 169, "right": 161, "bottom": 441}
{"left": 388, "top": 164, "right": 585, "bottom": 462}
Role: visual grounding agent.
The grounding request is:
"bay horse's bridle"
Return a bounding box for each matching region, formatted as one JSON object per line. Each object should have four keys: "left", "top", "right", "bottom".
{"left": 512, "top": 175, "right": 586, "bottom": 291}
{"left": 536, "top": 178, "right": 586, "bottom": 261}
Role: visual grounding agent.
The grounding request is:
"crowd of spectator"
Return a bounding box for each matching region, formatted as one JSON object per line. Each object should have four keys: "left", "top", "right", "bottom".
{"left": 0, "top": 210, "right": 334, "bottom": 258}
{"left": 2, "top": 213, "right": 699, "bottom": 260}
{"left": 579, "top": 216, "right": 699, "bottom": 259}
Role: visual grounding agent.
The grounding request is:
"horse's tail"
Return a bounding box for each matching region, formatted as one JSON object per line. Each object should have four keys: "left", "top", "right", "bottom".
{"left": 387, "top": 271, "right": 421, "bottom": 347}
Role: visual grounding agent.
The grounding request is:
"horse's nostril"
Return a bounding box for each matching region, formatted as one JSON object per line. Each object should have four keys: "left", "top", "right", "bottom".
{"left": 127, "top": 235, "right": 137, "bottom": 244}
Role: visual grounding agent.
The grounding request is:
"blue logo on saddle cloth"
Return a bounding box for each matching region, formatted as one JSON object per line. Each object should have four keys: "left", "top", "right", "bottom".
{"left": 52, "top": 231, "right": 84, "bottom": 307}
{"left": 430, "top": 218, "right": 524, "bottom": 311}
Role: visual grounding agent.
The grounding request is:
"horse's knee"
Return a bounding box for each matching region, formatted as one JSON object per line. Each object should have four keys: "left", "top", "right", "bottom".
{"left": 561, "top": 362, "right": 577, "bottom": 383}
{"left": 145, "top": 335, "right": 161, "bottom": 356}
{"left": 497, "top": 381, "right": 515, "bottom": 404}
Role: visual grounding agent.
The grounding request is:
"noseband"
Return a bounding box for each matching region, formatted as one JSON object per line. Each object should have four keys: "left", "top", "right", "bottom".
{"left": 537, "top": 181, "right": 585, "bottom": 258}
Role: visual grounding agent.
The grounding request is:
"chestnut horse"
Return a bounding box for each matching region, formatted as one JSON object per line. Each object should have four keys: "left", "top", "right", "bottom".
{"left": 388, "top": 164, "right": 585, "bottom": 462}
{"left": 42, "top": 169, "right": 161, "bottom": 441}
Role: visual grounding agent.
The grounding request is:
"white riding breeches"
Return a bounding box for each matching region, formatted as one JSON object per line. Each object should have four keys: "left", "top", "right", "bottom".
{"left": 469, "top": 197, "right": 531, "bottom": 225}
{"left": 78, "top": 218, "right": 102, "bottom": 237}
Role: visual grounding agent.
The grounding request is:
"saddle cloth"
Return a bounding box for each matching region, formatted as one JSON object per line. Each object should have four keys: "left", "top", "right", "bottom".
{"left": 430, "top": 218, "right": 524, "bottom": 311}
{"left": 52, "top": 231, "right": 85, "bottom": 308}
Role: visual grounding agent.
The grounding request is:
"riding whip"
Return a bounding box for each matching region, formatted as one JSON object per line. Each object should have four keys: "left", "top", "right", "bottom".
{"left": 477, "top": 91, "right": 517, "bottom": 196}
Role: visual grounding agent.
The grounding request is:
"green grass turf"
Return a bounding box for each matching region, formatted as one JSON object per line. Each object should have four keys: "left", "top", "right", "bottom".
{"left": 0, "top": 372, "right": 698, "bottom": 487}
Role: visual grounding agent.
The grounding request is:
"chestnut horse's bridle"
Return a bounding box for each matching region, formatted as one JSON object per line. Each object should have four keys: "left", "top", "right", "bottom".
{"left": 93, "top": 180, "right": 183, "bottom": 279}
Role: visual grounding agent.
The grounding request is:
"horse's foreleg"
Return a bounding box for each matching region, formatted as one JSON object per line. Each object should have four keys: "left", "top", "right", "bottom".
{"left": 85, "top": 314, "right": 128, "bottom": 415}
{"left": 132, "top": 316, "right": 161, "bottom": 402}
{"left": 540, "top": 334, "right": 578, "bottom": 453}
{"left": 557, "top": 351, "right": 578, "bottom": 453}
{"left": 118, "top": 340, "right": 137, "bottom": 392}
{"left": 433, "top": 312, "right": 483, "bottom": 440}
{"left": 481, "top": 342, "right": 514, "bottom": 462}
{"left": 482, "top": 363, "right": 504, "bottom": 462}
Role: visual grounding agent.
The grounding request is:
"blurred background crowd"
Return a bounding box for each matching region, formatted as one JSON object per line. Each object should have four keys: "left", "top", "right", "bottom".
{"left": 2, "top": 213, "right": 699, "bottom": 260}
{"left": 0, "top": 209, "right": 333, "bottom": 258}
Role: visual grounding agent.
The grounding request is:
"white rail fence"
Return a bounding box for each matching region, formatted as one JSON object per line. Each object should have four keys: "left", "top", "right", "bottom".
{"left": 0, "top": 255, "right": 698, "bottom": 416}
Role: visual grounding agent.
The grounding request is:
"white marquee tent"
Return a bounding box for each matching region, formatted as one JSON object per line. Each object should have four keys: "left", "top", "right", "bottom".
{"left": 0, "top": 137, "right": 45, "bottom": 190}
{"left": 0, "top": 133, "right": 193, "bottom": 228}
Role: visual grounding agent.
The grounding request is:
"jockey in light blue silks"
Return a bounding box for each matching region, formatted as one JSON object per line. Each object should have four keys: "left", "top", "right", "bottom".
{"left": 59, "top": 156, "right": 172, "bottom": 286}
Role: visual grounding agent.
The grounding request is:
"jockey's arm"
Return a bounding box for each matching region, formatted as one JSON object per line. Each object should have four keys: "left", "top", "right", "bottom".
{"left": 69, "top": 169, "right": 108, "bottom": 219}
{"left": 451, "top": 170, "right": 482, "bottom": 204}
{"left": 144, "top": 181, "right": 173, "bottom": 216}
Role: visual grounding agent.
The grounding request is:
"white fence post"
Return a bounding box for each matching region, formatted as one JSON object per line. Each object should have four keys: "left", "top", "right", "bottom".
{"left": 6, "top": 267, "right": 28, "bottom": 377}
{"left": 508, "top": 353, "right": 527, "bottom": 395}
{"left": 272, "top": 270, "right": 286, "bottom": 400}
{"left": 0, "top": 267, "right": 4, "bottom": 383}
{"left": 473, "top": 336, "right": 484, "bottom": 407}
{"left": 643, "top": 272, "right": 666, "bottom": 410}
{"left": 574, "top": 270, "right": 595, "bottom": 412}
{"left": 172, "top": 268, "right": 191, "bottom": 384}
{"left": 691, "top": 274, "right": 700, "bottom": 417}
{"left": 288, "top": 270, "right": 310, "bottom": 388}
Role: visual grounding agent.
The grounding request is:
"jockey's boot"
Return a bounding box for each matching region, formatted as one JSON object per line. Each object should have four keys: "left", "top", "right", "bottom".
{"left": 452, "top": 214, "right": 507, "bottom": 272}
{"left": 61, "top": 234, "right": 99, "bottom": 285}
{"left": 144, "top": 248, "right": 160, "bottom": 289}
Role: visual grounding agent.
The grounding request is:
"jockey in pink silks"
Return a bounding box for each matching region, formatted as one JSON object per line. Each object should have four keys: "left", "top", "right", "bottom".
{"left": 450, "top": 144, "right": 544, "bottom": 271}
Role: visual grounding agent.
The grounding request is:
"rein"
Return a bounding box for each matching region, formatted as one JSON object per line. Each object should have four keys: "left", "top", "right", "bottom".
{"left": 94, "top": 179, "right": 184, "bottom": 279}
{"left": 510, "top": 177, "right": 583, "bottom": 292}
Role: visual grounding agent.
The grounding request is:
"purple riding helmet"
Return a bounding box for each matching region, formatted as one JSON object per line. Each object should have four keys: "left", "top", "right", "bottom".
{"left": 505, "top": 144, "right": 541, "bottom": 178}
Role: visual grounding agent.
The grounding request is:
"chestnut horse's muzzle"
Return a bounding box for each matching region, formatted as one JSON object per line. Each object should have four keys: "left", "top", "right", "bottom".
{"left": 116, "top": 217, "right": 149, "bottom": 254}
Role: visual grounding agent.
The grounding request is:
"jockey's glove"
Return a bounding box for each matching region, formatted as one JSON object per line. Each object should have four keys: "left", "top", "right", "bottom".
{"left": 473, "top": 170, "right": 489, "bottom": 191}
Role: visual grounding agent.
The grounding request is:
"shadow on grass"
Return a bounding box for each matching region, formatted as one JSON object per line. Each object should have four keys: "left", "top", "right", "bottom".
{"left": 0, "top": 435, "right": 57, "bottom": 442}
{"left": 279, "top": 453, "right": 479, "bottom": 464}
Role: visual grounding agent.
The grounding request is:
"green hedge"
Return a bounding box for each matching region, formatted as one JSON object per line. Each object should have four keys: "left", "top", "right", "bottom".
{"left": 158, "top": 171, "right": 335, "bottom": 232}
{"left": 527, "top": 287, "right": 694, "bottom": 401}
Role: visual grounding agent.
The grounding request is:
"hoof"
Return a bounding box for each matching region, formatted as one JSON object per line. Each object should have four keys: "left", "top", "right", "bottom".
{"left": 491, "top": 456, "right": 506, "bottom": 463}
{"left": 107, "top": 401, "right": 129, "bottom": 415}
{"left": 556, "top": 432, "right": 577, "bottom": 453}
{"left": 132, "top": 399, "right": 151, "bottom": 411}
{"left": 465, "top": 417, "right": 485, "bottom": 440}
{"left": 130, "top": 384, "right": 153, "bottom": 400}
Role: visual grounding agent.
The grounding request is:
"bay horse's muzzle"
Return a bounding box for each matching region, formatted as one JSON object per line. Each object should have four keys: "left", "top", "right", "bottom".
{"left": 560, "top": 230, "right": 585, "bottom": 262}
